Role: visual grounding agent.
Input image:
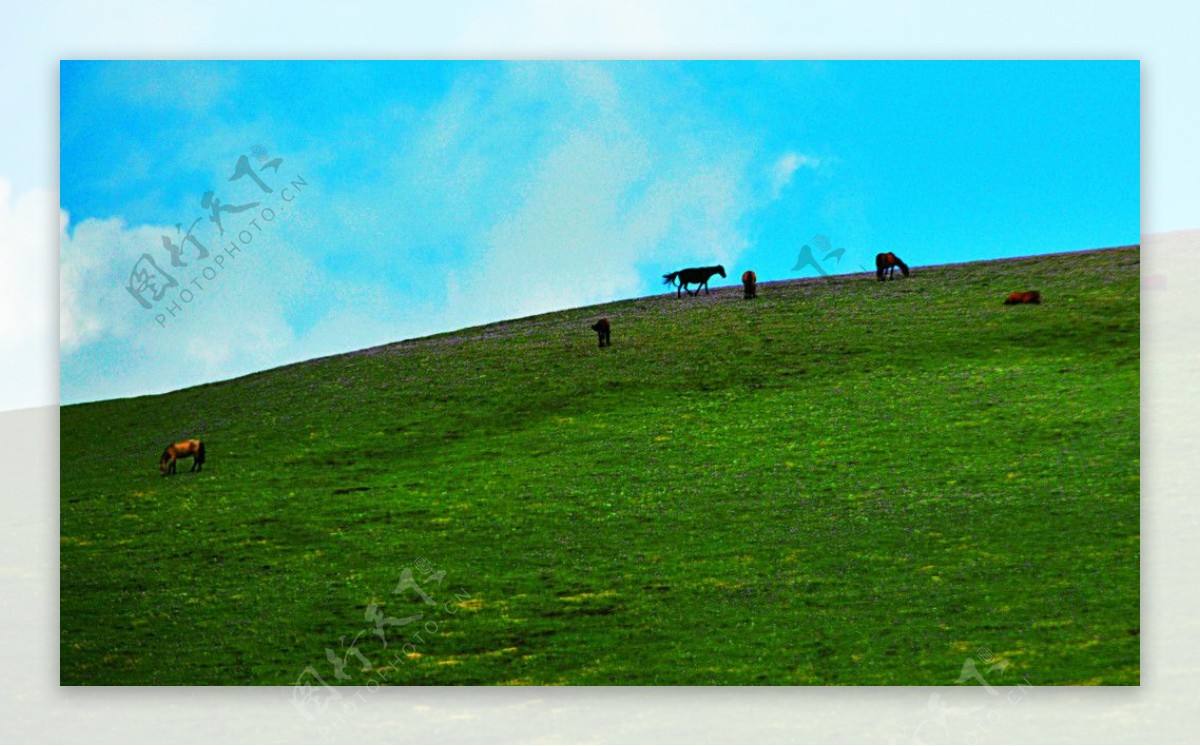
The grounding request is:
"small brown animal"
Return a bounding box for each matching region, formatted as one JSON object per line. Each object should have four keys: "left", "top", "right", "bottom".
{"left": 591, "top": 318, "right": 611, "bottom": 348}
{"left": 160, "top": 438, "right": 205, "bottom": 476}
{"left": 741, "top": 270, "right": 757, "bottom": 299}
{"left": 876, "top": 252, "right": 910, "bottom": 281}
{"left": 1004, "top": 291, "right": 1041, "bottom": 305}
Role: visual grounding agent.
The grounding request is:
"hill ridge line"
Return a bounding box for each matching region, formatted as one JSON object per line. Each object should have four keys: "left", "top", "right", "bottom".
{"left": 67, "top": 244, "right": 1138, "bottom": 408}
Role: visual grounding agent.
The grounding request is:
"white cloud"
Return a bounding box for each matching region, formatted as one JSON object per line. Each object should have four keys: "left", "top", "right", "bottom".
{"left": 58, "top": 206, "right": 312, "bottom": 404}
{"left": 770, "top": 151, "right": 821, "bottom": 198}
{"left": 0, "top": 179, "right": 57, "bottom": 411}
{"left": 58, "top": 62, "right": 766, "bottom": 405}
{"left": 428, "top": 65, "right": 755, "bottom": 327}
{"left": 59, "top": 213, "right": 143, "bottom": 352}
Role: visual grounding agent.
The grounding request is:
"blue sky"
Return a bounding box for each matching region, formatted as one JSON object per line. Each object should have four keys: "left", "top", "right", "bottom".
{"left": 59, "top": 60, "right": 1139, "bottom": 404}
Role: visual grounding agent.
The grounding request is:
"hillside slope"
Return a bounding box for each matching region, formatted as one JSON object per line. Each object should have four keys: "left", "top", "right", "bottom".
{"left": 61, "top": 247, "right": 1140, "bottom": 685}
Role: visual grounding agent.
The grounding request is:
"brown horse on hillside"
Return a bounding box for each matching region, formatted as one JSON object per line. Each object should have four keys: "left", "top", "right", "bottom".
{"left": 591, "top": 318, "right": 611, "bottom": 348}
{"left": 1004, "top": 291, "right": 1041, "bottom": 305}
{"left": 160, "top": 439, "right": 206, "bottom": 476}
{"left": 741, "top": 270, "right": 757, "bottom": 299}
{"left": 875, "top": 252, "right": 910, "bottom": 281}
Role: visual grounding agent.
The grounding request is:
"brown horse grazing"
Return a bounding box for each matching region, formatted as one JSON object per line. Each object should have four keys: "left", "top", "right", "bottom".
{"left": 160, "top": 439, "right": 205, "bottom": 476}
{"left": 1004, "top": 291, "right": 1041, "bottom": 305}
{"left": 663, "top": 265, "right": 726, "bottom": 298}
{"left": 875, "top": 252, "right": 910, "bottom": 281}
{"left": 741, "top": 270, "right": 757, "bottom": 299}
{"left": 591, "top": 318, "right": 611, "bottom": 348}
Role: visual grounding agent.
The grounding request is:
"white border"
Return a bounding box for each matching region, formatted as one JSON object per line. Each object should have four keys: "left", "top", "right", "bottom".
{"left": 4, "top": 1, "right": 1197, "bottom": 742}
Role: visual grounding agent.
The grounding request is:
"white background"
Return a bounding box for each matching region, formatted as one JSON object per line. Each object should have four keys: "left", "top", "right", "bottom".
{"left": 1, "top": 1, "right": 1195, "bottom": 743}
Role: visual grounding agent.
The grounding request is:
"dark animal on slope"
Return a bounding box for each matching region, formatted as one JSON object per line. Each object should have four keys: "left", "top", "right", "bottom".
{"left": 875, "top": 252, "right": 910, "bottom": 281}
{"left": 160, "top": 438, "right": 205, "bottom": 476}
{"left": 742, "top": 270, "right": 757, "bottom": 299}
{"left": 591, "top": 318, "right": 611, "bottom": 348}
{"left": 663, "top": 265, "right": 726, "bottom": 298}
{"left": 1004, "top": 291, "right": 1041, "bottom": 305}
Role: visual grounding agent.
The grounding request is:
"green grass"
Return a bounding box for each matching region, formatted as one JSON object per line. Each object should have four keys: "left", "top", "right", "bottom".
{"left": 60, "top": 247, "right": 1139, "bottom": 685}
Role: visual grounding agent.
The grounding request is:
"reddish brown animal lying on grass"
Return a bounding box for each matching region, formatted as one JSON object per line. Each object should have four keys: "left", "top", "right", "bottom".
{"left": 1004, "top": 291, "right": 1041, "bottom": 305}
{"left": 741, "top": 270, "right": 757, "bottom": 299}
{"left": 160, "top": 438, "right": 205, "bottom": 476}
{"left": 591, "top": 318, "right": 611, "bottom": 348}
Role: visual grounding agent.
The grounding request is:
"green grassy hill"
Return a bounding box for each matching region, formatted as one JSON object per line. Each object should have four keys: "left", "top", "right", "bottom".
{"left": 60, "top": 247, "right": 1140, "bottom": 686}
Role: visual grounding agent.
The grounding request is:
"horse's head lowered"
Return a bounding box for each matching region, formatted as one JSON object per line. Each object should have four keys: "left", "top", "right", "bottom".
{"left": 716, "top": 264, "right": 726, "bottom": 278}
{"left": 159, "top": 449, "right": 172, "bottom": 476}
